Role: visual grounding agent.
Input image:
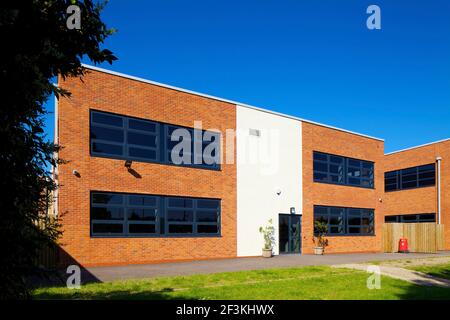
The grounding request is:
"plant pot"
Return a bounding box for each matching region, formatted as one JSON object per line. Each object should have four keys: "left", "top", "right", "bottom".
{"left": 314, "top": 247, "right": 324, "bottom": 255}
{"left": 262, "top": 248, "right": 273, "bottom": 258}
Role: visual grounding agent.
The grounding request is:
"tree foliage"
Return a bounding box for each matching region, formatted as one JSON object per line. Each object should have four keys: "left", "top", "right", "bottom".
{"left": 0, "top": 0, "right": 116, "bottom": 299}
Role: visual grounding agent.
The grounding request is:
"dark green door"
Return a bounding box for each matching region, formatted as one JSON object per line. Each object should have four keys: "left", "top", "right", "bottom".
{"left": 279, "top": 214, "right": 301, "bottom": 254}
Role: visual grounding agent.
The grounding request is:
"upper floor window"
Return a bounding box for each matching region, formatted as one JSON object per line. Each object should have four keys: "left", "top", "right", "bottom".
{"left": 90, "top": 110, "right": 220, "bottom": 170}
{"left": 384, "top": 164, "right": 435, "bottom": 192}
{"left": 313, "top": 151, "right": 374, "bottom": 188}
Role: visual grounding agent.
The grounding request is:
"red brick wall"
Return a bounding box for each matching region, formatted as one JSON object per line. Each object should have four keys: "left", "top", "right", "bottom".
{"left": 57, "top": 68, "right": 237, "bottom": 266}
{"left": 384, "top": 140, "right": 450, "bottom": 249}
{"left": 301, "top": 122, "right": 385, "bottom": 254}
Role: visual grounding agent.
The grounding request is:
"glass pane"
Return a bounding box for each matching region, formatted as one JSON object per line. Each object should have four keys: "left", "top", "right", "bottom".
{"left": 290, "top": 217, "right": 301, "bottom": 253}
{"left": 329, "top": 215, "right": 343, "bottom": 225}
{"left": 92, "top": 112, "right": 123, "bottom": 127}
{"left": 197, "top": 199, "right": 219, "bottom": 209}
{"left": 92, "top": 142, "right": 123, "bottom": 155}
{"left": 385, "top": 215, "right": 398, "bottom": 222}
{"left": 348, "top": 177, "right": 361, "bottom": 185}
{"left": 167, "top": 209, "right": 193, "bottom": 222}
{"left": 418, "top": 164, "right": 434, "bottom": 173}
{"left": 329, "top": 164, "right": 343, "bottom": 174}
{"left": 362, "top": 161, "right": 373, "bottom": 169}
{"left": 402, "top": 167, "right": 416, "bottom": 176}
{"left": 279, "top": 215, "right": 289, "bottom": 253}
{"left": 313, "top": 162, "right": 328, "bottom": 172}
{"left": 128, "top": 147, "right": 157, "bottom": 160}
{"left": 129, "top": 195, "right": 157, "bottom": 207}
{"left": 348, "top": 159, "right": 360, "bottom": 167}
{"left": 401, "top": 215, "right": 417, "bottom": 222}
{"left": 197, "top": 225, "right": 218, "bottom": 234}
{"left": 168, "top": 198, "right": 193, "bottom": 208}
{"left": 127, "top": 208, "right": 157, "bottom": 221}
{"left": 168, "top": 224, "right": 193, "bottom": 233}
{"left": 348, "top": 227, "right": 361, "bottom": 234}
{"left": 348, "top": 217, "right": 361, "bottom": 226}
{"left": 314, "top": 172, "right": 327, "bottom": 182}
{"left": 314, "top": 206, "right": 328, "bottom": 215}
{"left": 92, "top": 223, "right": 123, "bottom": 234}
{"left": 91, "top": 126, "right": 124, "bottom": 142}
{"left": 196, "top": 211, "right": 218, "bottom": 222}
{"left": 330, "top": 226, "right": 344, "bottom": 234}
{"left": 313, "top": 152, "right": 327, "bottom": 161}
{"left": 128, "top": 132, "right": 157, "bottom": 148}
{"left": 347, "top": 167, "right": 361, "bottom": 177}
{"left": 92, "top": 193, "right": 123, "bottom": 205}
{"left": 129, "top": 119, "right": 157, "bottom": 132}
{"left": 91, "top": 207, "right": 124, "bottom": 220}
{"left": 401, "top": 180, "right": 417, "bottom": 189}
{"left": 330, "top": 155, "right": 344, "bottom": 164}
{"left": 129, "top": 224, "right": 156, "bottom": 234}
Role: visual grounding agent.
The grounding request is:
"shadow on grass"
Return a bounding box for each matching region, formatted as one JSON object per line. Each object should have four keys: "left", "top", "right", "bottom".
{"left": 33, "top": 287, "right": 195, "bottom": 300}
{"left": 391, "top": 281, "right": 450, "bottom": 300}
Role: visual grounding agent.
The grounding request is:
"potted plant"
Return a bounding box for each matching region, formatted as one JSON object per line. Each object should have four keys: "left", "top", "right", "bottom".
{"left": 313, "top": 220, "right": 328, "bottom": 255}
{"left": 259, "top": 219, "right": 275, "bottom": 258}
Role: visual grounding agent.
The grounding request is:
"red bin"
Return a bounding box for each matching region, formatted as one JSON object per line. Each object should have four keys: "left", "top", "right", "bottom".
{"left": 398, "top": 238, "right": 409, "bottom": 253}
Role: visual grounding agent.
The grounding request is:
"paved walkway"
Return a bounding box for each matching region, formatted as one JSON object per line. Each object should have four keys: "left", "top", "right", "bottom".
{"left": 81, "top": 251, "right": 450, "bottom": 283}
{"left": 333, "top": 264, "right": 450, "bottom": 288}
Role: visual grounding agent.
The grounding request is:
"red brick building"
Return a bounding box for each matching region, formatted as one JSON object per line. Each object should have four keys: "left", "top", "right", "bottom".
{"left": 54, "top": 65, "right": 448, "bottom": 266}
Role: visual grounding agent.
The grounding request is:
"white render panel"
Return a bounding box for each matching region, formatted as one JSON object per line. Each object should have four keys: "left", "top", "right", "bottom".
{"left": 236, "top": 105, "right": 302, "bottom": 257}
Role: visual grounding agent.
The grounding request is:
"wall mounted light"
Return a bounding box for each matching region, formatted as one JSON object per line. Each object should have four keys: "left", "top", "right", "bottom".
{"left": 275, "top": 188, "right": 281, "bottom": 196}
{"left": 290, "top": 207, "right": 296, "bottom": 214}
{"left": 124, "top": 160, "right": 132, "bottom": 169}
{"left": 72, "top": 169, "right": 80, "bottom": 178}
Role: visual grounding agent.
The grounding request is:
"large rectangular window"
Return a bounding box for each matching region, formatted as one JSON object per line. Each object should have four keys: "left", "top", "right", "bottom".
{"left": 91, "top": 192, "right": 221, "bottom": 237}
{"left": 313, "top": 151, "right": 374, "bottom": 188}
{"left": 384, "top": 213, "right": 435, "bottom": 223}
{"left": 314, "top": 205, "right": 375, "bottom": 236}
{"left": 90, "top": 110, "right": 220, "bottom": 170}
{"left": 384, "top": 164, "right": 435, "bottom": 192}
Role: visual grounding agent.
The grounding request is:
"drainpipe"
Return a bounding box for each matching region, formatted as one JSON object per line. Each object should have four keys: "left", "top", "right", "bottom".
{"left": 436, "top": 156, "right": 442, "bottom": 224}
{"left": 53, "top": 92, "right": 58, "bottom": 219}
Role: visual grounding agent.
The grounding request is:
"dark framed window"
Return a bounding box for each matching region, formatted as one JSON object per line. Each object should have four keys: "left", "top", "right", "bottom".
{"left": 91, "top": 191, "right": 221, "bottom": 237}
{"left": 313, "top": 151, "right": 374, "bottom": 188}
{"left": 90, "top": 110, "right": 220, "bottom": 170}
{"left": 384, "top": 213, "right": 436, "bottom": 223}
{"left": 384, "top": 164, "right": 435, "bottom": 192}
{"left": 314, "top": 205, "right": 375, "bottom": 236}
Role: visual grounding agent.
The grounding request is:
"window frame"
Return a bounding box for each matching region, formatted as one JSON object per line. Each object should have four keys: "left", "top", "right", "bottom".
{"left": 90, "top": 109, "right": 221, "bottom": 171}
{"left": 384, "top": 164, "right": 435, "bottom": 192}
{"left": 90, "top": 191, "right": 221, "bottom": 238}
{"left": 313, "top": 151, "right": 375, "bottom": 189}
{"left": 314, "top": 205, "right": 375, "bottom": 236}
{"left": 384, "top": 213, "right": 436, "bottom": 223}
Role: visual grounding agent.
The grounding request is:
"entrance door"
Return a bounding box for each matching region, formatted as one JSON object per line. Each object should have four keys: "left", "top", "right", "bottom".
{"left": 279, "top": 214, "right": 301, "bottom": 254}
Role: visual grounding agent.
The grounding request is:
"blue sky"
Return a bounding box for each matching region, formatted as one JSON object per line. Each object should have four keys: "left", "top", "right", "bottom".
{"left": 44, "top": 0, "right": 450, "bottom": 153}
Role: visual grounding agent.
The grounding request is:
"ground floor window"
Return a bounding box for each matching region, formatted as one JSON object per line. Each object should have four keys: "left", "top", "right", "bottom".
{"left": 314, "top": 205, "right": 374, "bottom": 236}
{"left": 91, "top": 191, "right": 221, "bottom": 237}
{"left": 384, "top": 213, "right": 435, "bottom": 223}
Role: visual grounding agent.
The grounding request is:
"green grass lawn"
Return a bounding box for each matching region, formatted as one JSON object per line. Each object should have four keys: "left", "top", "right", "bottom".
{"left": 33, "top": 266, "right": 450, "bottom": 300}
{"left": 407, "top": 263, "right": 450, "bottom": 280}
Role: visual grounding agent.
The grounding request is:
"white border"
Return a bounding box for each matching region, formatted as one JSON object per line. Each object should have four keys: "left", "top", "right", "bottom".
{"left": 81, "top": 64, "right": 384, "bottom": 141}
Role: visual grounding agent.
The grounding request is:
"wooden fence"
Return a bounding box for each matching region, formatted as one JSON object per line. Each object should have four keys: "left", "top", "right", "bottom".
{"left": 383, "top": 223, "right": 445, "bottom": 253}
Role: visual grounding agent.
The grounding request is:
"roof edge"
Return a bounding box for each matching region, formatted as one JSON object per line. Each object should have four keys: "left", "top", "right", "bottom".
{"left": 385, "top": 138, "right": 450, "bottom": 155}
{"left": 80, "top": 64, "right": 385, "bottom": 141}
